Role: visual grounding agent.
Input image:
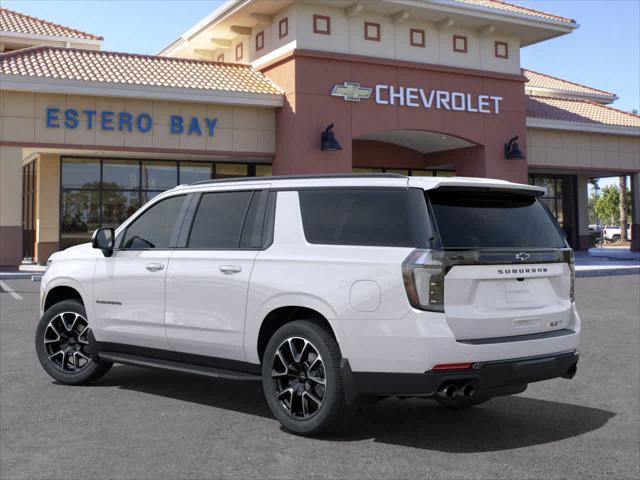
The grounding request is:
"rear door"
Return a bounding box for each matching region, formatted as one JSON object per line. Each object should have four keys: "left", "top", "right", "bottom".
{"left": 164, "top": 189, "right": 269, "bottom": 361}
{"left": 427, "top": 187, "right": 572, "bottom": 340}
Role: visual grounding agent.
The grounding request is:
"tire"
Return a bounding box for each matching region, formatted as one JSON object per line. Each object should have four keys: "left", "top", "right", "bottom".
{"left": 611, "top": 234, "right": 621, "bottom": 243}
{"left": 435, "top": 396, "right": 492, "bottom": 409}
{"left": 262, "top": 319, "right": 349, "bottom": 436}
{"left": 35, "top": 299, "right": 112, "bottom": 385}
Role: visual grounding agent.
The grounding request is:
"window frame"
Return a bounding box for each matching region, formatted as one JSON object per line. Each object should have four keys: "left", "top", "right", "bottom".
{"left": 278, "top": 17, "right": 288, "bottom": 39}
{"left": 494, "top": 41, "right": 509, "bottom": 59}
{"left": 313, "top": 15, "right": 331, "bottom": 35}
{"left": 364, "top": 22, "right": 381, "bottom": 41}
{"left": 453, "top": 34, "right": 468, "bottom": 53}
{"left": 410, "top": 28, "right": 425, "bottom": 48}
{"left": 255, "top": 31, "right": 265, "bottom": 51}
{"left": 235, "top": 42, "right": 244, "bottom": 61}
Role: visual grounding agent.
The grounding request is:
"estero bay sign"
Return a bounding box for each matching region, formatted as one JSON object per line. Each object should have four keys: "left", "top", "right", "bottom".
{"left": 331, "top": 81, "right": 503, "bottom": 114}
{"left": 45, "top": 107, "right": 220, "bottom": 136}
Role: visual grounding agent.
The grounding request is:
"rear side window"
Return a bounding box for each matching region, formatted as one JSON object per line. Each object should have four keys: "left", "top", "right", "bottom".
{"left": 428, "top": 189, "right": 567, "bottom": 249}
{"left": 298, "top": 189, "right": 415, "bottom": 247}
{"left": 188, "top": 191, "right": 266, "bottom": 249}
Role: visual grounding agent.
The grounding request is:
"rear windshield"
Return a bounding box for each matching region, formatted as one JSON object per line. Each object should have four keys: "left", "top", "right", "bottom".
{"left": 428, "top": 189, "right": 566, "bottom": 249}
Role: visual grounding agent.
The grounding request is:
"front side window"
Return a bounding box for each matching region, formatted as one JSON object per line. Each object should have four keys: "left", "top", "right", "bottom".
{"left": 188, "top": 191, "right": 255, "bottom": 249}
{"left": 298, "top": 189, "right": 416, "bottom": 247}
{"left": 121, "top": 195, "right": 186, "bottom": 249}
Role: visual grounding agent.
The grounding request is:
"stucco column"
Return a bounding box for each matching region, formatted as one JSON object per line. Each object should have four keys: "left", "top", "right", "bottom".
{"left": 0, "top": 146, "right": 23, "bottom": 267}
{"left": 36, "top": 154, "right": 60, "bottom": 264}
{"left": 631, "top": 172, "right": 640, "bottom": 251}
{"left": 576, "top": 175, "right": 591, "bottom": 250}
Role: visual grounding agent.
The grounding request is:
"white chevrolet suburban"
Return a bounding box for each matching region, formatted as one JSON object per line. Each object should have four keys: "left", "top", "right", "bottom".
{"left": 37, "top": 174, "right": 580, "bottom": 435}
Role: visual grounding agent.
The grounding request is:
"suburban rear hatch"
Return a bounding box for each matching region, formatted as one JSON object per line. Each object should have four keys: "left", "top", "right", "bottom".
{"left": 427, "top": 186, "right": 573, "bottom": 341}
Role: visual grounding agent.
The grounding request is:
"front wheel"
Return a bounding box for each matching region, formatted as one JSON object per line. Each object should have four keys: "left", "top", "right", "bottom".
{"left": 262, "top": 320, "right": 349, "bottom": 436}
{"left": 35, "top": 300, "right": 112, "bottom": 385}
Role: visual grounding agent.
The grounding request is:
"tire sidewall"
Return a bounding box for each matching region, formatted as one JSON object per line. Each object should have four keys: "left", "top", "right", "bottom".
{"left": 35, "top": 300, "right": 110, "bottom": 385}
{"left": 262, "top": 320, "right": 345, "bottom": 435}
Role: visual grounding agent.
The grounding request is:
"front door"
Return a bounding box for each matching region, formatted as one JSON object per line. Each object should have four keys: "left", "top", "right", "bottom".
{"left": 165, "top": 189, "right": 267, "bottom": 361}
{"left": 92, "top": 194, "right": 187, "bottom": 350}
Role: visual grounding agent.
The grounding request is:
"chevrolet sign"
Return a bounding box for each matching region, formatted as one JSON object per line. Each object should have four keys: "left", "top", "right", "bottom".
{"left": 331, "top": 81, "right": 503, "bottom": 114}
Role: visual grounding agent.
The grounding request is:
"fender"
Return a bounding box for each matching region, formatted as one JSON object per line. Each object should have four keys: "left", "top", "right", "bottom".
{"left": 243, "top": 292, "right": 343, "bottom": 365}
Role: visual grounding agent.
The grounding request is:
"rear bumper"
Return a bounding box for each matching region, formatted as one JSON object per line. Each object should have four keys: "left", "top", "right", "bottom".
{"left": 344, "top": 350, "right": 579, "bottom": 399}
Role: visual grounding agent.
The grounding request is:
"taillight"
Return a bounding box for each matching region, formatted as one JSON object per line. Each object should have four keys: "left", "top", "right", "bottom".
{"left": 402, "top": 249, "right": 445, "bottom": 312}
{"left": 563, "top": 250, "right": 576, "bottom": 302}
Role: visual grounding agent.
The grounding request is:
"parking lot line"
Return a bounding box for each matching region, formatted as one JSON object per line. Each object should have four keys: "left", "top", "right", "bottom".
{"left": 0, "top": 280, "right": 23, "bottom": 300}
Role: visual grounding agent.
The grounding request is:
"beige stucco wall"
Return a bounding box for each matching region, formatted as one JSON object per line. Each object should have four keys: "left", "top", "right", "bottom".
{"left": 0, "top": 91, "right": 276, "bottom": 154}
{"left": 0, "top": 145, "right": 22, "bottom": 228}
{"left": 527, "top": 128, "right": 640, "bottom": 171}
{"left": 205, "top": 3, "right": 521, "bottom": 74}
{"left": 36, "top": 154, "right": 60, "bottom": 244}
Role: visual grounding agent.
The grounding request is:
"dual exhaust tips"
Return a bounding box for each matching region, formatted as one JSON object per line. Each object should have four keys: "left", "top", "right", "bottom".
{"left": 437, "top": 382, "right": 475, "bottom": 399}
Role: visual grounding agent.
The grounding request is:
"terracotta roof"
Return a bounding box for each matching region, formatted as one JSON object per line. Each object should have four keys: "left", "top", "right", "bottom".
{"left": 527, "top": 96, "right": 640, "bottom": 128}
{"left": 0, "top": 46, "right": 282, "bottom": 95}
{"left": 452, "top": 0, "right": 575, "bottom": 24}
{"left": 0, "top": 7, "right": 102, "bottom": 41}
{"left": 524, "top": 69, "right": 616, "bottom": 99}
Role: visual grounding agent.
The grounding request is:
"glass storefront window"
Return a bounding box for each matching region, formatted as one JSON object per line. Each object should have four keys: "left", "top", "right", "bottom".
{"left": 180, "top": 162, "right": 213, "bottom": 184}
{"left": 410, "top": 170, "right": 433, "bottom": 176}
{"left": 255, "top": 164, "right": 273, "bottom": 177}
{"left": 102, "top": 191, "right": 141, "bottom": 228}
{"left": 62, "top": 158, "right": 100, "bottom": 189}
{"left": 216, "top": 163, "right": 248, "bottom": 179}
{"left": 103, "top": 160, "right": 140, "bottom": 189}
{"left": 59, "top": 157, "right": 269, "bottom": 249}
{"left": 60, "top": 190, "right": 100, "bottom": 249}
{"left": 142, "top": 161, "right": 178, "bottom": 190}
{"left": 385, "top": 169, "right": 410, "bottom": 175}
{"left": 529, "top": 175, "right": 564, "bottom": 227}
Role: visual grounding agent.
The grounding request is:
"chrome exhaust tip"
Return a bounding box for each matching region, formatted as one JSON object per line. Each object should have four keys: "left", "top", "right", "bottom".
{"left": 438, "top": 383, "right": 458, "bottom": 398}
{"left": 462, "top": 384, "right": 475, "bottom": 398}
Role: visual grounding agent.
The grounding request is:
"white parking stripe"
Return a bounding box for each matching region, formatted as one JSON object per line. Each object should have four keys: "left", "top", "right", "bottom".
{"left": 0, "top": 281, "right": 23, "bottom": 300}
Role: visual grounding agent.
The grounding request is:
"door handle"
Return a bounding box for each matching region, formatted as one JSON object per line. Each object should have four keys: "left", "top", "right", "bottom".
{"left": 145, "top": 263, "right": 165, "bottom": 272}
{"left": 219, "top": 265, "right": 242, "bottom": 274}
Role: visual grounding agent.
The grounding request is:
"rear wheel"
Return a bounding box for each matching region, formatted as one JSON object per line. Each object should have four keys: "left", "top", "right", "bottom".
{"left": 35, "top": 300, "right": 112, "bottom": 385}
{"left": 262, "top": 320, "right": 348, "bottom": 435}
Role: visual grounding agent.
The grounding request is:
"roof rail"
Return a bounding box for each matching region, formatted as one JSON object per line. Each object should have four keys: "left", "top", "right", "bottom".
{"left": 190, "top": 173, "right": 407, "bottom": 186}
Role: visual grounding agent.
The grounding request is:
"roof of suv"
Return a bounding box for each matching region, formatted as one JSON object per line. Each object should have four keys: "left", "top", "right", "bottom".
{"left": 172, "top": 174, "right": 544, "bottom": 195}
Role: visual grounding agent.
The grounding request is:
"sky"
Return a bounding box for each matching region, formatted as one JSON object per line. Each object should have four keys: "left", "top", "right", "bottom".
{"left": 2, "top": 0, "right": 638, "bottom": 113}
{"left": 2, "top": 0, "right": 638, "bottom": 187}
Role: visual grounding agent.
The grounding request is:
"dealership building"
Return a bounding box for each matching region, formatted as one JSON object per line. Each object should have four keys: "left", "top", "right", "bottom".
{"left": 1, "top": 0, "right": 639, "bottom": 266}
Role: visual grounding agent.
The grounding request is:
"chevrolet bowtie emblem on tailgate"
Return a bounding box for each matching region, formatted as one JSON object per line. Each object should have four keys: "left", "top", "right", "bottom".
{"left": 515, "top": 252, "right": 531, "bottom": 261}
{"left": 331, "top": 82, "right": 372, "bottom": 102}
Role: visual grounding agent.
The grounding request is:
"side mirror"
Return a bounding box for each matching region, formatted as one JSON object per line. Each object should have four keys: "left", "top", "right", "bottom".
{"left": 92, "top": 228, "right": 115, "bottom": 257}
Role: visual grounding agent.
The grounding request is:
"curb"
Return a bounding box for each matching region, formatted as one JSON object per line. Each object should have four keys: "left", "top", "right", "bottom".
{"left": 576, "top": 268, "right": 640, "bottom": 278}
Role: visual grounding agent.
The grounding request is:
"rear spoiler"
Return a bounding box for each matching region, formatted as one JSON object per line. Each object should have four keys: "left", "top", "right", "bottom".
{"left": 428, "top": 185, "right": 544, "bottom": 197}
{"left": 408, "top": 177, "right": 545, "bottom": 196}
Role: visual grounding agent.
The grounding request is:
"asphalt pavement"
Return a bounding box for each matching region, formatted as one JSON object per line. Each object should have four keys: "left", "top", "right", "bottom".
{"left": 1, "top": 275, "right": 638, "bottom": 480}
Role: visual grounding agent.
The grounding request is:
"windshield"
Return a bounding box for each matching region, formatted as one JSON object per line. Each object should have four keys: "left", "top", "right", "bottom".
{"left": 427, "top": 189, "right": 567, "bottom": 249}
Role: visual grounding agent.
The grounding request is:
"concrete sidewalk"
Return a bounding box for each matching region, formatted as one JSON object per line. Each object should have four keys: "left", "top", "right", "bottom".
{"left": 575, "top": 248, "right": 640, "bottom": 277}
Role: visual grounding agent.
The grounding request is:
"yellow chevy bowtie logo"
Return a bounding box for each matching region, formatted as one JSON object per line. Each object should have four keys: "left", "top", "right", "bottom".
{"left": 331, "top": 82, "right": 372, "bottom": 102}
